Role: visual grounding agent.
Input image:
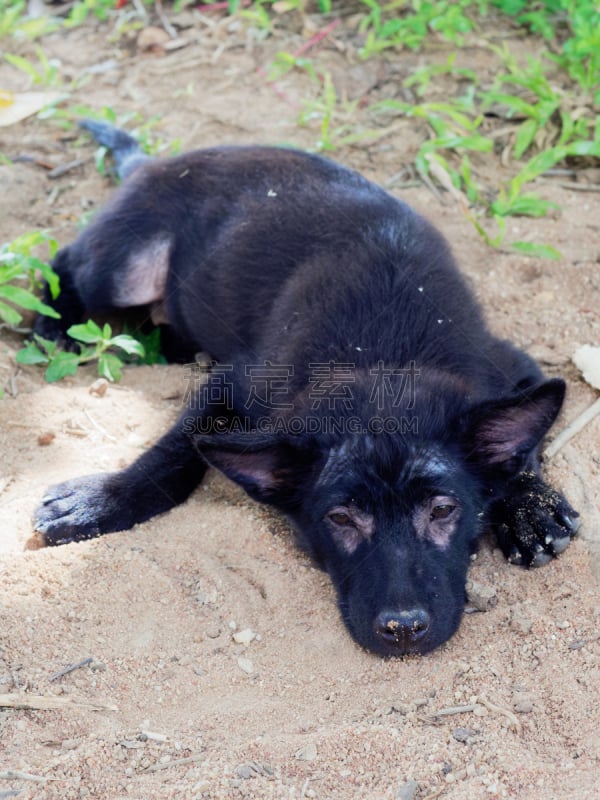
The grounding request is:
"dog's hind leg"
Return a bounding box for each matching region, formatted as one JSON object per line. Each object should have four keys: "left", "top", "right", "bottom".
{"left": 33, "top": 165, "right": 174, "bottom": 344}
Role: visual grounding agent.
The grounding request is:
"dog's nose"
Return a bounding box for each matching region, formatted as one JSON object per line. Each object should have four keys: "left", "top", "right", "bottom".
{"left": 374, "top": 607, "right": 431, "bottom": 648}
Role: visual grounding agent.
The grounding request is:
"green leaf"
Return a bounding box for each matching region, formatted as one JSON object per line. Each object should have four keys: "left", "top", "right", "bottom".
{"left": 109, "top": 335, "right": 146, "bottom": 358}
{"left": 32, "top": 333, "right": 58, "bottom": 358}
{"left": 45, "top": 352, "right": 80, "bottom": 383}
{"left": 98, "top": 352, "right": 123, "bottom": 382}
{"left": 492, "top": 193, "right": 558, "bottom": 217}
{"left": 511, "top": 241, "right": 562, "bottom": 260}
{"left": 4, "top": 53, "right": 42, "bottom": 83}
{"left": 0, "top": 284, "right": 61, "bottom": 317}
{"left": 67, "top": 320, "right": 104, "bottom": 343}
{"left": 0, "top": 300, "right": 22, "bottom": 326}
{"left": 513, "top": 118, "right": 539, "bottom": 159}
{"left": 15, "top": 341, "right": 49, "bottom": 365}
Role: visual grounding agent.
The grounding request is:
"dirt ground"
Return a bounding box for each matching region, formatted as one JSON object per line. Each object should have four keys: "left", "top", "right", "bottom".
{"left": 0, "top": 7, "right": 599, "bottom": 800}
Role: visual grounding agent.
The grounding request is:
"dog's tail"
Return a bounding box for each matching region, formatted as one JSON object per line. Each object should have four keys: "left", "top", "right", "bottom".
{"left": 79, "top": 119, "right": 150, "bottom": 180}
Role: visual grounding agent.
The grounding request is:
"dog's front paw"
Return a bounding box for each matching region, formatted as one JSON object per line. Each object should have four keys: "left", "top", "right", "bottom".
{"left": 492, "top": 472, "right": 580, "bottom": 568}
{"left": 34, "top": 473, "right": 132, "bottom": 545}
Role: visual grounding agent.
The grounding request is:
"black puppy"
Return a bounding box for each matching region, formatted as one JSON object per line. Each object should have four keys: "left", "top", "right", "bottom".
{"left": 34, "top": 122, "right": 579, "bottom": 656}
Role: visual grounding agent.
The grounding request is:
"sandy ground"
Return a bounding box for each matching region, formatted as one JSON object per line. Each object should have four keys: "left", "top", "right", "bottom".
{"left": 0, "top": 7, "right": 599, "bottom": 799}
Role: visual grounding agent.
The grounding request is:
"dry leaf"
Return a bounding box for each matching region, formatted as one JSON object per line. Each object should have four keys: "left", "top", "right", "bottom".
{"left": 0, "top": 91, "right": 62, "bottom": 127}
{"left": 573, "top": 345, "right": 600, "bottom": 390}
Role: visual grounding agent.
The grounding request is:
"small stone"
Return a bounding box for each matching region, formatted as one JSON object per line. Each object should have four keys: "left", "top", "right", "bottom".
{"left": 137, "top": 26, "right": 170, "bottom": 54}
{"left": 296, "top": 743, "right": 317, "bottom": 761}
{"left": 510, "top": 607, "right": 533, "bottom": 635}
{"left": 452, "top": 727, "right": 478, "bottom": 744}
{"left": 236, "top": 765, "right": 254, "bottom": 779}
{"left": 89, "top": 378, "right": 108, "bottom": 397}
{"left": 514, "top": 700, "right": 533, "bottom": 713}
{"left": 205, "top": 624, "right": 221, "bottom": 639}
{"left": 61, "top": 739, "right": 79, "bottom": 750}
{"left": 37, "top": 431, "right": 55, "bottom": 446}
{"left": 466, "top": 580, "right": 497, "bottom": 612}
{"left": 90, "top": 660, "right": 107, "bottom": 672}
{"left": 233, "top": 628, "right": 256, "bottom": 646}
{"left": 396, "top": 779, "right": 419, "bottom": 800}
{"left": 237, "top": 657, "right": 254, "bottom": 674}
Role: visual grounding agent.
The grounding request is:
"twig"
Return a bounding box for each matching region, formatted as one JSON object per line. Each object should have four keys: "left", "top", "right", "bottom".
{"left": 421, "top": 787, "right": 447, "bottom": 800}
{"left": 143, "top": 753, "right": 204, "bottom": 773}
{"left": 425, "top": 703, "right": 477, "bottom": 720}
{"left": 155, "top": 0, "right": 177, "bottom": 39}
{"left": 422, "top": 695, "right": 521, "bottom": 734}
{"left": 558, "top": 182, "right": 600, "bottom": 193}
{"left": 477, "top": 695, "right": 521, "bottom": 734}
{"left": 293, "top": 19, "right": 341, "bottom": 58}
{"left": 0, "top": 771, "right": 49, "bottom": 783}
{"left": 47, "top": 158, "right": 88, "bottom": 179}
{"left": 0, "top": 693, "right": 117, "bottom": 712}
{"left": 48, "top": 657, "right": 93, "bottom": 683}
{"left": 256, "top": 18, "right": 342, "bottom": 111}
{"left": 544, "top": 397, "right": 600, "bottom": 459}
{"left": 83, "top": 409, "right": 118, "bottom": 442}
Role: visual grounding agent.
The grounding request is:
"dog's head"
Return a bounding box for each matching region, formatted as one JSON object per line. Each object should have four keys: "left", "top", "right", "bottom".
{"left": 192, "top": 378, "right": 564, "bottom": 656}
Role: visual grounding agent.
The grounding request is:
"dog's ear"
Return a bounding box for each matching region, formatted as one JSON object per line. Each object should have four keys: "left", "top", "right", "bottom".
{"left": 463, "top": 379, "right": 565, "bottom": 475}
{"left": 192, "top": 431, "right": 318, "bottom": 508}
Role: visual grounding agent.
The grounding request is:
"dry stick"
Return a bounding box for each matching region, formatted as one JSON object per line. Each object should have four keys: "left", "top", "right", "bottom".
{"left": 48, "top": 657, "right": 93, "bottom": 683}
{"left": 47, "top": 158, "right": 88, "bottom": 179}
{"left": 544, "top": 397, "right": 600, "bottom": 460}
{"left": 425, "top": 702, "right": 478, "bottom": 719}
{"left": 423, "top": 695, "right": 521, "bottom": 734}
{"left": 421, "top": 787, "right": 447, "bottom": 800}
{"left": 83, "top": 409, "right": 118, "bottom": 442}
{"left": 0, "top": 693, "right": 117, "bottom": 712}
{"left": 143, "top": 754, "right": 205, "bottom": 773}
{"left": 558, "top": 182, "right": 600, "bottom": 192}
{"left": 0, "top": 771, "right": 49, "bottom": 783}
{"left": 155, "top": 0, "right": 178, "bottom": 39}
{"left": 256, "top": 18, "right": 342, "bottom": 111}
{"left": 477, "top": 695, "right": 521, "bottom": 734}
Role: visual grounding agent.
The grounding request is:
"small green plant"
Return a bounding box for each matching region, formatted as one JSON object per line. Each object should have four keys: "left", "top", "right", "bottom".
{"left": 0, "top": 0, "right": 58, "bottom": 40}
{"left": 4, "top": 46, "right": 62, "bottom": 87}
{"left": 358, "top": 0, "right": 483, "bottom": 59}
{"left": 0, "top": 232, "right": 60, "bottom": 329}
{"left": 17, "top": 321, "right": 146, "bottom": 383}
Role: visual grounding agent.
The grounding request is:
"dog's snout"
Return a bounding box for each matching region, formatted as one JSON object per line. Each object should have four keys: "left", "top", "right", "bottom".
{"left": 374, "top": 607, "right": 431, "bottom": 648}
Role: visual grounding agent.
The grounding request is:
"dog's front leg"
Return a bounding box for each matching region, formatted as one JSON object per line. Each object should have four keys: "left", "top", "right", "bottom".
{"left": 489, "top": 459, "right": 580, "bottom": 567}
{"left": 34, "top": 411, "right": 206, "bottom": 545}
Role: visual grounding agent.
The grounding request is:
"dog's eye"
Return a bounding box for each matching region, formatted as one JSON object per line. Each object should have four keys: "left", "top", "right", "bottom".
{"left": 328, "top": 511, "right": 354, "bottom": 527}
{"left": 430, "top": 503, "right": 456, "bottom": 521}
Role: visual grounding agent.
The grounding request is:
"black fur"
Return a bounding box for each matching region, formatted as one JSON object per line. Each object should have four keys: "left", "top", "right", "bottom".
{"left": 34, "top": 123, "right": 579, "bottom": 656}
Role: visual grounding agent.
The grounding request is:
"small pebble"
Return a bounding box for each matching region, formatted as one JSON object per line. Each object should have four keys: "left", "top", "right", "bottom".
{"left": 37, "top": 431, "right": 55, "bottom": 446}
{"left": 396, "top": 779, "right": 419, "bottom": 800}
{"left": 236, "top": 765, "right": 254, "bottom": 779}
{"left": 452, "top": 727, "right": 478, "bottom": 744}
{"left": 233, "top": 628, "right": 256, "bottom": 645}
{"left": 205, "top": 625, "right": 221, "bottom": 639}
{"left": 89, "top": 378, "right": 108, "bottom": 397}
{"left": 296, "top": 743, "right": 317, "bottom": 761}
{"left": 237, "top": 657, "right": 254, "bottom": 674}
{"left": 514, "top": 700, "right": 534, "bottom": 713}
{"left": 466, "top": 580, "right": 497, "bottom": 612}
